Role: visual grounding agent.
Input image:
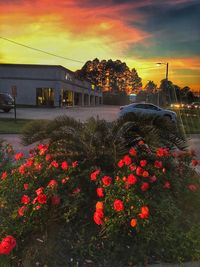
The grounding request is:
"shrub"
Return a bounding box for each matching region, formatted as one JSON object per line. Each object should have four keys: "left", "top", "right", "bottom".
{"left": 0, "top": 122, "right": 199, "bottom": 266}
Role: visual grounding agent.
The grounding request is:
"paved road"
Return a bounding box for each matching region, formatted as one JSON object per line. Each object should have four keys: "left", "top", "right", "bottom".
{"left": 0, "top": 106, "right": 119, "bottom": 122}
{"left": 0, "top": 106, "right": 199, "bottom": 159}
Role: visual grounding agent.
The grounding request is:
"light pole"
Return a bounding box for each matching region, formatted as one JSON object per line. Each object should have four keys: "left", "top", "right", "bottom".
{"left": 156, "top": 62, "right": 169, "bottom": 81}
{"left": 156, "top": 62, "right": 169, "bottom": 106}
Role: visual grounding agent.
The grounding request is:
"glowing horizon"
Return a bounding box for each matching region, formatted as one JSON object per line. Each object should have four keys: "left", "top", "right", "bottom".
{"left": 0, "top": 0, "right": 200, "bottom": 90}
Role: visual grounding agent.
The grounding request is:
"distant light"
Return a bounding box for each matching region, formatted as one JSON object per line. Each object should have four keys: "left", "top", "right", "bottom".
{"left": 129, "top": 93, "right": 136, "bottom": 96}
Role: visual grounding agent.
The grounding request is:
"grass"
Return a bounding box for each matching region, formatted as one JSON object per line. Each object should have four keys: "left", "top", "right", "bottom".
{"left": 0, "top": 109, "right": 199, "bottom": 134}
{"left": 0, "top": 118, "right": 36, "bottom": 134}
{"left": 173, "top": 109, "right": 200, "bottom": 134}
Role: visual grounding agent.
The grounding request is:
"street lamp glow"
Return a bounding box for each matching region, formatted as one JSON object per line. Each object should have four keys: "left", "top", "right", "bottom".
{"left": 156, "top": 62, "right": 169, "bottom": 80}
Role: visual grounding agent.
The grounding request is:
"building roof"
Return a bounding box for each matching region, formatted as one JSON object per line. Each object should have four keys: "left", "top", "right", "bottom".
{"left": 0, "top": 63, "right": 74, "bottom": 74}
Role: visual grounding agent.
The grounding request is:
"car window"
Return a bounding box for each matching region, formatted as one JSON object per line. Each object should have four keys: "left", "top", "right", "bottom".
{"left": 134, "top": 104, "right": 146, "bottom": 109}
{"left": 145, "top": 104, "right": 160, "bottom": 111}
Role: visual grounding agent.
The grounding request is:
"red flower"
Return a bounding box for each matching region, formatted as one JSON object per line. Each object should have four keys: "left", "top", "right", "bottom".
{"left": 141, "top": 182, "right": 149, "bottom": 191}
{"left": 0, "top": 235, "right": 16, "bottom": 255}
{"left": 164, "top": 181, "right": 171, "bottom": 189}
{"left": 102, "top": 176, "right": 112, "bottom": 186}
{"left": 45, "top": 154, "right": 52, "bottom": 161}
{"left": 127, "top": 174, "right": 137, "bottom": 185}
{"left": 61, "top": 161, "right": 69, "bottom": 170}
{"left": 140, "top": 160, "right": 147, "bottom": 167}
{"left": 38, "top": 143, "right": 49, "bottom": 151}
{"left": 72, "top": 161, "right": 78, "bottom": 168}
{"left": 38, "top": 144, "right": 48, "bottom": 155}
{"left": 97, "top": 187, "right": 104, "bottom": 197}
{"left": 191, "top": 159, "right": 198, "bottom": 166}
{"left": 25, "top": 158, "right": 34, "bottom": 167}
{"left": 18, "top": 206, "right": 27, "bottom": 217}
{"left": 138, "top": 140, "right": 144, "bottom": 145}
{"left": 18, "top": 164, "right": 26, "bottom": 174}
{"left": 50, "top": 160, "right": 59, "bottom": 168}
{"left": 21, "top": 195, "right": 30, "bottom": 205}
{"left": 34, "top": 205, "right": 41, "bottom": 210}
{"left": 188, "top": 184, "right": 198, "bottom": 192}
{"left": 139, "top": 206, "right": 149, "bottom": 219}
{"left": 96, "top": 201, "right": 104, "bottom": 210}
{"left": 154, "top": 160, "right": 163, "bottom": 169}
{"left": 136, "top": 166, "right": 143, "bottom": 176}
{"left": 156, "top": 148, "right": 170, "bottom": 157}
{"left": 37, "top": 194, "right": 47, "bottom": 204}
{"left": 51, "top": 195, "right": 61, "bottom": 205}
{"left": 24, "top": 183, "right": 29, "bottom": 190}
{"left": 117, "top": 159, "right": 124, "bottom": 168}
{"left": 129, "top": 164, "right": 136, "bottom": 171}
{"left": 1, "top": 171, "right": 7, "bottom": 180}
{"left": 129, "top": 147, "right": 137, "bottom": 156}
{"left": 35, "top": 187, "right": 44, "bottom": 196}
{"left": 15, "top": 152, "right": 24, "bottom": 161}
{"left": 130, "top": 218, "right": 137, "bottom": 227}
{"left": 73, "top": 187, "right": 81, "bottom": 194}
{"left": 123, "top": 155, "right": 132, "bottom": 165}
{"left": 113, "top": 199, "right": 124, "bottom": 211}
{"left": 48, "top": 179, "right": 58, "bottom": 189}
{"left": 94, "top": 210, "right": 104, "bottom": 225}
{"left": 90, "top": 169, "right": 100, "bottom": 181}
{"left": 61, "top": 177, "right": 70, "bottom": 184}
{"left": 149, "top": 175, "right": 157, "bottom": 183}
{"left": 142, "top": 171, "right": 149, "bottom": 177}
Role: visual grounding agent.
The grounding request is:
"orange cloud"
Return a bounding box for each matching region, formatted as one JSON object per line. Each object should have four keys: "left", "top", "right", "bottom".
{"left": 0, "top": 0, "right": 199, "bottom": 90}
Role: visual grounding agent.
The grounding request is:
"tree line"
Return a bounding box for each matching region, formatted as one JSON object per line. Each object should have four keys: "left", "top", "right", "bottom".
{"left": 75, "top": 58, "right": 197, "bottom": 105}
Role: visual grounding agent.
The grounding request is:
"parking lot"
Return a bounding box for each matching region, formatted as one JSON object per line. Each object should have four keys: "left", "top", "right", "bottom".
{"left": 0, "top": 105, "right": 120, "bottom": 122}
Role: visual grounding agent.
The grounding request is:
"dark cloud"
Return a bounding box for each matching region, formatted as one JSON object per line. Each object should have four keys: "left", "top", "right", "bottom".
{"left": 124, "top": 0, "right": 200, "bottom": 57}
{"left": 126, "top": 38, "right": 200, "bottom": 59}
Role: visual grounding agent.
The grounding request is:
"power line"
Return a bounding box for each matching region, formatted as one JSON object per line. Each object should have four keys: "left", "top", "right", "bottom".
{"left": 0, "top": 36, "right": 84, "bottom": 64}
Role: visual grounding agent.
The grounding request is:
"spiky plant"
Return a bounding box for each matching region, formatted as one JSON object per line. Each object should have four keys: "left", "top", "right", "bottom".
{"left": 21, "top": 114, "right": 187, "bottom": 172}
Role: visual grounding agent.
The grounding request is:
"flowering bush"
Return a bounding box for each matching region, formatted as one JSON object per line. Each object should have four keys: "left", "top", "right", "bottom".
{"left": 90, "top": 143, "right": 200, "bottom": 263}
{"left": 0, "top": 139, "right": 200, "bottom": 266}
{"left": 0, "top": 143, "right": 84, "bottom": 258}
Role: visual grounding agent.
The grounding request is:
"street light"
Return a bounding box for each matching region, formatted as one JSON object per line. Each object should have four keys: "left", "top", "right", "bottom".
{"left": 156, "top": 62, "right": 169, "bottom": 81}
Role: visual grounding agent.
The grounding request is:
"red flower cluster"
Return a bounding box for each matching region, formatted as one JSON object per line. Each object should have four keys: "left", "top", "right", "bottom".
{"left": 139, "top": 206, "right": 149, "bottom": 219}
{"left": 94, "top": 201, "right": 104, "bottom": 225}
{"left": 0, "top": 236, "right": 16, "bottom": 255}
{"left": 113, "top": 199, "right": 124, "bottom": 211}
{"left": 156, "top": 148, "right": 170, "bottom": 157}
{"left": 90, "top": 169, "right": 100, "bottom": 181}
{"left": 14, "top": 153, "right": 24, "bottom": 161}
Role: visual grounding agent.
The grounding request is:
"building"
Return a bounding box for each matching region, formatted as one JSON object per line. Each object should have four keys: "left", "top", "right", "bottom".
{"left": 0, "top": 64, "right": 103, "bottom": 107}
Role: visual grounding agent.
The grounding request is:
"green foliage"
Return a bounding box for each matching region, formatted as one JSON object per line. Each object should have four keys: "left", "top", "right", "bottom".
{"left": 0, "top": 117, "right": 199, "bottom": 266}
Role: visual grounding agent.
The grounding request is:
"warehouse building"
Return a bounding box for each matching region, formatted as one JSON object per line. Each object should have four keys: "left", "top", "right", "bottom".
{"left": 0, "top": 63, "right": 103, "bottom": 107}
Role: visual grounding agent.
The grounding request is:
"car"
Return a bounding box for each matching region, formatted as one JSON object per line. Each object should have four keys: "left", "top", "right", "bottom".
{"left": 170, "top": 103, "right": 186, "bottom": 109}
{"left": 0, "top": 93, "right": 15, "bottom": 112}
{"left": 187, "top": 102, "right": 200, "bottom": 109}
{"left": 119, "top": 103, "right": 177, "bottom": 122}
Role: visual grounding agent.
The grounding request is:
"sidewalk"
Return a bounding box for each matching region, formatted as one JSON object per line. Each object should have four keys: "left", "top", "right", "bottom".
{"left": 0, "top": 134, "right": 199, "bottom": 157}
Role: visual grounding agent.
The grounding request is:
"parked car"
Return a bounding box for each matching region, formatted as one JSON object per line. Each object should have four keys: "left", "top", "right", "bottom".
{"left": 0, "top": 93, "right": 14, "bottom": 112}
{"left": 170, "top": 103, "right": 186, "bottom": 109}
{"left": 187, "top": 102, "right": 200, "bottom": 109}
{"left": 119, "top": 103, "right": 177, "bottom": 122}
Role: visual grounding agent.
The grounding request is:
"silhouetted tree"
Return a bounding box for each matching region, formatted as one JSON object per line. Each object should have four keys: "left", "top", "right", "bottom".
{"left": 75, "top": 59, "right": 142, "bottom": 94}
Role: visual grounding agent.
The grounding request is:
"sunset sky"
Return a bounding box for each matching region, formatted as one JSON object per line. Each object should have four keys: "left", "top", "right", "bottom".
{"left": 0, "top": 0, "right": 200, "bottom": 90}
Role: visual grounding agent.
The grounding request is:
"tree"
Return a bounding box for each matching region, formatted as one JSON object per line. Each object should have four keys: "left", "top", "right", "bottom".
{"left": 75, "top": 59, "right": 142, "bottom": 94}
{"left": 144, "top": 81, "right": 157, "bottom": 93}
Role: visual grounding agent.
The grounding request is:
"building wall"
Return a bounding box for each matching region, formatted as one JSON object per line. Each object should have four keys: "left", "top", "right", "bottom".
{"left": 0, "top": 64, "right": 102, "bottom": 107}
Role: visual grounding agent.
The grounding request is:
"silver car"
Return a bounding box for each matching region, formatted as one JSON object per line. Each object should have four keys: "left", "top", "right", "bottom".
{"left": 119, "top": 103, "right": 177, "bottom": 122}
